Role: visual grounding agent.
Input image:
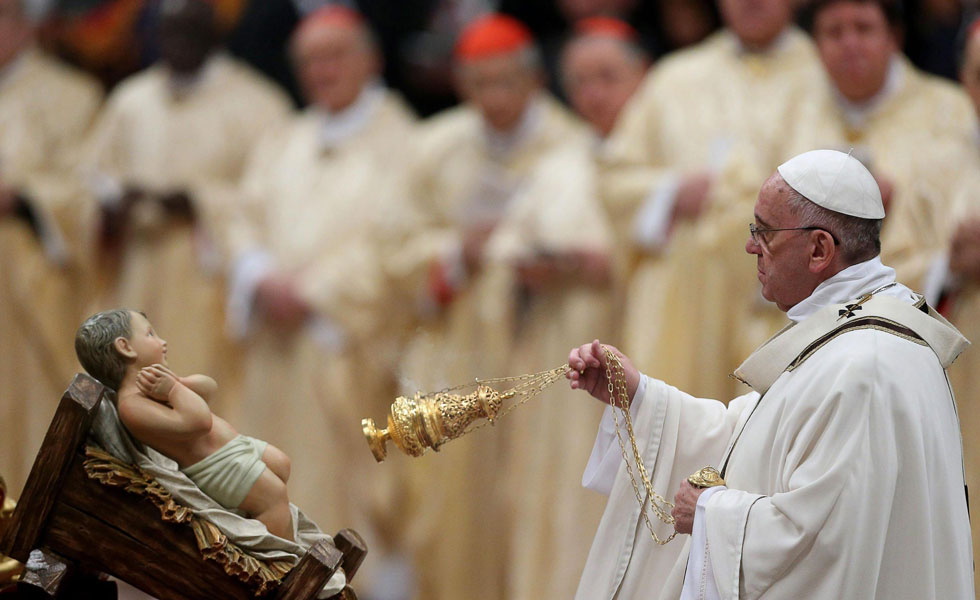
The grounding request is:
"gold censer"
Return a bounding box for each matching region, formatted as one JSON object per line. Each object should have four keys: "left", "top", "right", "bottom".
{"left": 361, "top": 347, "right": 724, "bottom": 547}
{"left": 362, "top": 365, "right": 568, "bottom": 462}
{"left": 362, "top": 385, "right": 512, "bottom": 462}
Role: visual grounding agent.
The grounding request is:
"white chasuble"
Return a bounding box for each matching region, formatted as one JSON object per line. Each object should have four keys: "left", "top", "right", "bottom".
{"left": 577, "top": 259, "right": 973, "bottom": 599}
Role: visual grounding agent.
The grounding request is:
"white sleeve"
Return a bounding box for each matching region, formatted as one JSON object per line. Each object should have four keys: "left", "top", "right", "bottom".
{"left": 582, "top": 375, "right": 649, "bottom": 495}
{"left": 922, "top": 251, "right": 953, "bottom": 306}
{"left": 225, "top": 249, "right": 275, "bottom": 340}
{"left": 681, "top": 485, "right": 727, "bottom": 600}
{"left": 25, "top": 198, "right": 69, "bottom": 266}
{"left": 631, "top": 176, "right": 680, "bottom": 252}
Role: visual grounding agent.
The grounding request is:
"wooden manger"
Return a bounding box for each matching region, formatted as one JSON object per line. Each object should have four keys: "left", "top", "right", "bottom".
{"left": 1, "top": 375, "right": 366, "bottom": 600}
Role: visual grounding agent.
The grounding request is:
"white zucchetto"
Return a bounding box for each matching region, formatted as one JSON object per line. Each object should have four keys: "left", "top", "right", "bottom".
{"left": 777, "top": 149, "right": 885, "bottom": 219}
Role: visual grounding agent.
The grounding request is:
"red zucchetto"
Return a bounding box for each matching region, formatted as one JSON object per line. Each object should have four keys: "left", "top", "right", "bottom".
{"left": 294, "top": 4, "right": 365, "bottom": 38}
{"left": 574, "top": 16, "right": 639, "bottom": 42}
{"left": 455, "top": 13, "right": 534, "bottom": 61}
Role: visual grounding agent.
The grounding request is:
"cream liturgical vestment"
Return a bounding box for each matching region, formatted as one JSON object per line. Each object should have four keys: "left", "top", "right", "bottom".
{"left": 85, "top": 53, "right": 292, "bottom": 413}
{"left": 224, "top": 86, "right": 417, "bottom": 572}
{"left": 0, "top": 48, "right": 102, "bottom": 493}
{"left": 489, "top": 141, "right": 614, "bottom": 600}
{"left": 929, "top": 171, "right": 980, "bottom": 595}
{"left": 399, "top": 95, "right": 611, "bottom": 600}
{"left": 742, "top": 55, "right": 980, "bottom": 358}
{"left": 576, "top": 258, "right": 973, "bottom": 600}
{"left": 789, "top": 55, "right": 979, "bottom": 289}
{"left": 602, "top": 27, "right": 822, "bottom": 402}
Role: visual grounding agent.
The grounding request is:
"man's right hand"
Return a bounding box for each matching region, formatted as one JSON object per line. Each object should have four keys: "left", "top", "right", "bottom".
{"left": 0, "top": 181, "right": 16, "bottom": 218}
{"left": 256, "top": 274, "right": 311, "bottom": 330}
{"left": 462, "top": 223, "right": 495, "bottom": 274}
{"left": 566, "top": 339, "right": 640, "bottom": 406}
{"left": 950, "top": 218, "right": 980, "bottom": 282}
{"left": 672, "top": 172, "right": 713, "bottom": 222}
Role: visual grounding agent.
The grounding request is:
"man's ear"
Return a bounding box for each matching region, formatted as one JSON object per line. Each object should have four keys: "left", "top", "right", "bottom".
{"left": 808, "top": 230, "right": 837, "bottom": 274}
{"left": 114, "top": 336, "right": 137, "bottom": 360}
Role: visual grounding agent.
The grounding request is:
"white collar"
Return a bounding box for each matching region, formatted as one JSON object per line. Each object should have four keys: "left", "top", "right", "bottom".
{"left": 165, "top": 52, "right": 223, "bottom": 99}
{"left": 786, "top": 256, "right": 915, "bottom": 323}
{"left": 316, "top": 80, "right": 385, "bottom": 151}
{"left": 0, "top": 47, "right": 31, "bottom": 91}
{"left": 482, "top": 94, "right": 544, "bottom": 159}
{"left": 834, "top": 54, "right": 903, "bottom": 129}
{"left": 733, "top": 27, "right": 792, "bottom": 56}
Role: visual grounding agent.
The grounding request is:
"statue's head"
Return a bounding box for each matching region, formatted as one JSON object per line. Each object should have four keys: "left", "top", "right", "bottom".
{"left": 75, "top": 309, "right": 168, "bottom": 391}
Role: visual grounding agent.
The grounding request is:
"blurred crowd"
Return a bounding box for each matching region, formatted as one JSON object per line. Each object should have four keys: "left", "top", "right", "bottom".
{"left": 1, "top": 0, "right": 979, "bottom": 598}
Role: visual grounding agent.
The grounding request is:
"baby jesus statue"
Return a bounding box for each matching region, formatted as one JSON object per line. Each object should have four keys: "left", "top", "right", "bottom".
{"left": 75, "top": 309, "right": 294, "bottom": 541}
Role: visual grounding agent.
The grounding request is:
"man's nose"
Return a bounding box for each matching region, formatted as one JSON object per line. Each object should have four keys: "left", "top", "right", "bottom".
{"left": 745, "top": 235, "right": 762, "bottom": 255}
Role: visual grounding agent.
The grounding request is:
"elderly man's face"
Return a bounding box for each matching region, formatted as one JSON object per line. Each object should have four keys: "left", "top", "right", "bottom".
{"left": 813, "top": 1, "right": 897, "bottom": 103}
{"left": 562, "top": 36, "right": 646, "bottom": 137}
{"left": 294, "top": 24, "right": 378, "bottom": 113}
{"left": 457, "top": 52, "right": 542, "bottom": 132}
{"left": 961, "top": 31, "right": 980, "bottom": 121}
{"left": 746, "top": 175, "right": 822, "bottom": 312}
{"left": 719, "top": 0, "right": 793, "bottom": 50}
{"left": 0, "top": 0, "right": 32, "bottom": 70}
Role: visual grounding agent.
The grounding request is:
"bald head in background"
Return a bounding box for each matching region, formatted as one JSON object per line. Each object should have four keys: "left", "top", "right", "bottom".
{"left": 290, "top": 6, "right": 381, "bottom": 113}
{"left": 561, "top": 17, "right": 648, "bottom": 138}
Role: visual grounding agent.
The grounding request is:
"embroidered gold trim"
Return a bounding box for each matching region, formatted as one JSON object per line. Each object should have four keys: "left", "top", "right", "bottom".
{"left": 787, "top": 317, "right": 927, "bottom": 373}
{"left": 84, "top": 445, "right": 293, "bottom": 596}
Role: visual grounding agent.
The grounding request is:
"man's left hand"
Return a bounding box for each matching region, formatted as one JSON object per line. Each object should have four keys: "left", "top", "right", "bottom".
{"left": 672, "top": 480, "right": 705, "bottom": 535}
{"left": 158, "top": 189, "right": 196, "bottom": 222}
{"left": 0, "top": 181, "right": 16, "bottom": 218}
{"left": 873, "top": 173, "right": 894, "bottom": 215}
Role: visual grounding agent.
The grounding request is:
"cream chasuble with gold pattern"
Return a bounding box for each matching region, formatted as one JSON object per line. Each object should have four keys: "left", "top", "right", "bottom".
{"left": 743, "top": 55, "right": 980, "bottom": 356}
{"left": 601, "top": 28, "right": 822, "bottom": 403}
{"left": 398, "top": 95, "right": 612, "bottom": 600}
{"left": 0, "top": 48, "right": 102, "bottom": 493}
{"left": 224, "top": 89, "right": 417, "bottom": 583}
{"left": 85, "top": 53, "right": 292, "bottom": 413}
{"left": 932, "top": 170, "right": 980, "bottom": 595}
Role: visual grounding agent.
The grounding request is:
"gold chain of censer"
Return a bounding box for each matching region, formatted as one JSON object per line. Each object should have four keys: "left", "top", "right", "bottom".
{"left": 603, "top": 348, "right": 676, "bottom": 545}
{"left": 362, "top": 346, "right": 724, "bottom": 545}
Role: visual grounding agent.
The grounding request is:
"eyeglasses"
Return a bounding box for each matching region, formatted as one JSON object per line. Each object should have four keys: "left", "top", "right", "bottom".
{"left": 748, "top": 223, "right": 840, "bottom": 249}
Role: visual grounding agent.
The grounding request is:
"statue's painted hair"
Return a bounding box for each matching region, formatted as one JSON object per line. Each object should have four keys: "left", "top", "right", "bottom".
{"left": 75, "top": 309, "right": 137, "bottom": 391}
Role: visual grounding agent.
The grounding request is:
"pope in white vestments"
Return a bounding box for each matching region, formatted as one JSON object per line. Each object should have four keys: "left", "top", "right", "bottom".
{"left": 570, "top": 150, "right": 973, "bottom": 599}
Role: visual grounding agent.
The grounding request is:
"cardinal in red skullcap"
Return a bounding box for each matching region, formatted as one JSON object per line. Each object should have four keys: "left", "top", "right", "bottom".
{"left": 561, "top": 16, "right": 647, "bottom": 137}
{"left": 454, "top": 13, "right": 534, "bottom": 62}
{"left": 289, "top": 3, "right": 385, "bottom": 113}
{"left": 575, "top": 15, "right": 640, "bottom": 42}
{"left": 400, "top": 10, "right": 614, "bottom": 600}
